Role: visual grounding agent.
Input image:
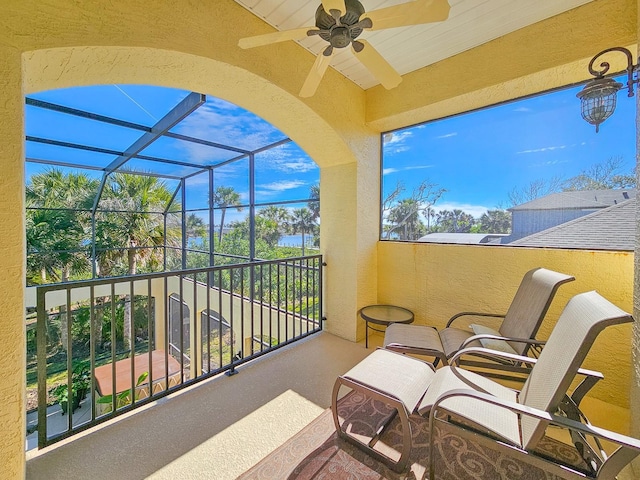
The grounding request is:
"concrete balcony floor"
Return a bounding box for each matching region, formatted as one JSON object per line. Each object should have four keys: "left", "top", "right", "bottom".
{"left": 26, "top": 331, "right": 372, "bottom": 479}
{"left": 25, "top": 331, "right": 633, "bottom": 480}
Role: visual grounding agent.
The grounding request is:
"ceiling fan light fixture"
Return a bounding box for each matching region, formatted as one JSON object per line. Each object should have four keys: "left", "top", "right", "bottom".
{"left": 316, "top": 0, "right": 365, "bottom": 32}
{"left": 330, "top": 27, "right": 352, "bottom": 48}
{"left": 238, "top": 0, "right": 452, "bottom": 97}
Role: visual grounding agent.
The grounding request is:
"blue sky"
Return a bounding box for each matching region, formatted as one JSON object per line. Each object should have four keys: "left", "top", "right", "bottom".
{"left": 382, "top": 75, "right": 636, "bottom": 218}
{"left": 26, "top": 79, "right": 636, "bottom": 225}
{"left": 25, "top": 85, "right": 320, "bottom": 224}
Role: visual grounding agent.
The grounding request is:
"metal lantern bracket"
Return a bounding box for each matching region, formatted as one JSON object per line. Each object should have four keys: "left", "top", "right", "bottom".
{"left": 577, "top": 46, "right": 638, "bottom": 132}
{"left": 588, "top": 47, "right": 637, "bottom": 97}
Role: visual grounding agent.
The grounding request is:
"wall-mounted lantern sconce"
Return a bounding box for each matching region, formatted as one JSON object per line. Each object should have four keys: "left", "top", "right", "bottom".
{"left": 577, "top": 47, "right": 637, "bottom": 132}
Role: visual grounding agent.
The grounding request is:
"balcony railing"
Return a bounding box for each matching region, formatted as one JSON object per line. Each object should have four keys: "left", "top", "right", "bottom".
{"left": 33, "top": 255, "right": 323, "bottom": 448}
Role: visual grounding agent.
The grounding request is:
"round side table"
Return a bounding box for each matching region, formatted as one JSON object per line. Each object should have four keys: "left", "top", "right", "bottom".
{"left": 359, "top": 304, "right": 414, "bottom": 348}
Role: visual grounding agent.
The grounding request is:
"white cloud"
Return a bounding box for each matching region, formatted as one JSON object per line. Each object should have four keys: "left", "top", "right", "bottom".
{"left": 436, "top": 132, "right": 457, "bottom": 139}
{"left": 259, "top": 180, "right": 306, "bottom": 192}
{"left": 256, "top": 180, "right": 307, "bottom": 198}
{"left": 513, "top": 107, "right": 532, "bottom": 113}
{"left": 383, "top": 131, "right": 412, "bottom": 145}
{"left": 383, "top": 131, "right": 414, "bottom": 155}
{"left": 255, "top": 147, "right": 317, "bottom": 173}
{"left": 221, "top": 209, "right": 247, "bottom": 225}
{"left": 179, "top": 170, "right": 210, "bottom": 185}
{"left": 278, "top": 160, "right": 317, "bottom": 172}
{"left": 173, "top": 102, "right": 284, "bottom": 165}
{"left": 516, "top": 145, "right": 567, "bottom": 154}
{"left": 430, "top": 201, "right": 489, "bottom": 218}
{"left": 383, "top": 165, "right": 434, "bottom": 176}
{"left": 529, "top": 159, "right": 569, "bottom": 168}
{"left": 393, "top": 146, "right": 410, "bottom": 153}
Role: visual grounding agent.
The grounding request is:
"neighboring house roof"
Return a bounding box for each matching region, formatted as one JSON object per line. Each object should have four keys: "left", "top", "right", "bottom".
{"left": 418, "top": 233, "right": 508, "bottom": 245}
{"left": 508, "top": 189, "right": 636, "bottom": 211}
{"left": 509, "top": 198, "right": 636, "bottom": 251}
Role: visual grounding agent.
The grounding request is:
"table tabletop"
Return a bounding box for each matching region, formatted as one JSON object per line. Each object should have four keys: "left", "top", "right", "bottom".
{"left": 360, "top": 304, "right": 414, "bottom": 326}
{"left": 94, "top": 350, "right": 181, "bottom": 396}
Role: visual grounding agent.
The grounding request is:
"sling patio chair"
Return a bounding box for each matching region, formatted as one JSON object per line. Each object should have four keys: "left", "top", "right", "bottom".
{"left": 383, "top": 267, "right": 575, "bottom": 377}
{"left": 332, "top": 290, "right": 638, "bottom": 477}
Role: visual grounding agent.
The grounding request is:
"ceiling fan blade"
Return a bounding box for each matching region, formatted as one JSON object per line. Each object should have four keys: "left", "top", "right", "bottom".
{"left": 351, "top": 40, "right": 402, "bottom": 90}
{"left": 238, "top": 27, "right": 316, "bottom": 49}
{"left": 299, "top": 51, "right": 333, "bottom": 98}
{"left": 321, "top": 0, "right": 346, "bottom": 16}
{"left": 363, "top": 0, "right": 451, "bottom": 31}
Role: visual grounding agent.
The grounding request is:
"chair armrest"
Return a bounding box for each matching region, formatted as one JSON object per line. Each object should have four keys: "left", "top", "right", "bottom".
{"left": 450, "top": 347, "right": 603, "bottom": 405}
{"left": 459, "top": 334, "right": 546, "bottom": 351}
{"left": 428, "top": 387, "right": 640, "bottom": 480}
{"left": 374, "top": 346, "right": 437, "bottom": 371}
{"left": 446, "top": 311, "right": 506, "bottom": 328}
{"left": 451, "top": 347, "right": 602, "bottom": 382}
{"left": 450, "top": 346, "right": 535, "bottom": 366}
{"left": 431, "top": 386, "right": 640, "bottom": 449}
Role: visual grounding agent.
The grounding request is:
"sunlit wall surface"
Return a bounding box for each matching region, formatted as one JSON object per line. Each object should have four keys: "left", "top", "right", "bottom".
{"left": 381, "top": 75, "right": 636, "bottom": 251}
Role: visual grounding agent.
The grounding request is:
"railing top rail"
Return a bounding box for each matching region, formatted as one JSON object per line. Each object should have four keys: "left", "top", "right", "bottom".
{"left": 32, "top": 254, "right": 323, "bottom": 293}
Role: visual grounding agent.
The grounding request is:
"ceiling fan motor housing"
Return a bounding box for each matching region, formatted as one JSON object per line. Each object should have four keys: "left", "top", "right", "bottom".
{"left": 316, "top": 0, "right": 366, "bottom": 47}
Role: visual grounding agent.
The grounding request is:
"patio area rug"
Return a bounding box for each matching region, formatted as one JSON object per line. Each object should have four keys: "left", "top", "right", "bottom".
{"left": 238, "top": 391, "right": 589, "bottom": 480}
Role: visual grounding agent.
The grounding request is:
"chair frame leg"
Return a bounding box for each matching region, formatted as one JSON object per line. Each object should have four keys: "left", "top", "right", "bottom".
{"left": 331, "top": 376, "right": 413, "bottom": 473}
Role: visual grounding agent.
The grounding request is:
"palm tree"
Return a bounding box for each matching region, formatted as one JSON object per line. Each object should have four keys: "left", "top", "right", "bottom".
{"left": 26, "top": 169, "right": 98, "bottom": 282}
{"left": 185, "top": 213, "right": 207, "bottom": 245}
{"left": 386, "top": 198, "right": 426, "bottom": 240}
{"left": 213, "top": 186, "right": 243, "bottom": 245}
{"left": 26, "top": 168, "right": 99, "bottom": 350}
{"left": 307, "top": 184, "right": 320, "bottom": 247}
{"left": 97, "top": 172, "right": 179, "bottom": 349}
{"left": 308, "top": 184, "right": 320, "bottom": 222}
{"left": 288, "top": 207, "right": 314, "bottom": 255}
{"left": 258, "top": 205, "right": 289, "bottom": 241}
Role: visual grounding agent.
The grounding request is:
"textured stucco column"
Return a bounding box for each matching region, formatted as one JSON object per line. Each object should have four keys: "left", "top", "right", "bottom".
{"left": 321, "top": 140, "right": 379, "bottom": 341}
{"left": 0, "top": 46, "right": 26, "bottom": 478}
{"left": 632, "top": 2, "right": 640, "bottom": 474}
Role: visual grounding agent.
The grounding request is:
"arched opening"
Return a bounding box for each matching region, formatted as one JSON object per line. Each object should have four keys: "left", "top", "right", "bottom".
{"left": 22, "top": 47, "right": 363, "bottom": 449}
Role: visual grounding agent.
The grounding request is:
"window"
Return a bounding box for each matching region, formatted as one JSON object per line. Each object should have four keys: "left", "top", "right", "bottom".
{"left": 381, "top": 76, "right": 636, "bottom": 251}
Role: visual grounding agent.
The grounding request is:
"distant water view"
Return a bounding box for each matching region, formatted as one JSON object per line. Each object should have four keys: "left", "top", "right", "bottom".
{"left": 190, "top": 234, "right": 315, "bottom": 249}
{"left": 278, "top": 234, "right": 305, "bottom": 247}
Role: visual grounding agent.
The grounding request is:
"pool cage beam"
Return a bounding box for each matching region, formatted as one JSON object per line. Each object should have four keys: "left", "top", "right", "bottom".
{"left": 25, "top": 91, "right": 314, "bottom": 283}
{"left": 249, "top": 153, "right": 256, "bottom": 261}
{"left": 181, "top": 178, "right": 187, "bottom": 270}
{"left": 209, "top": 169, "right": 215, "bottom": 269}
{"left": 85, "top": 92, "right": 205, "bottom": 277}
{"left": 26, "top": 96, "right": 254, "bottom": 157}
{"left": 27, "top": 157, "right": 183, "bottom": 180}
{"left": 103, "top": 92, "right": 205, "bottom": 173}
{"left": 27, "top": 137, "right": 214, "bottom": 173}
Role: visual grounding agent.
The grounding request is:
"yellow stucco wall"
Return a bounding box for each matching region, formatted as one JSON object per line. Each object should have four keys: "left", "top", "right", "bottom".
{"left": 0, "top": 45, "right": 27, "bottom": 480}
{"left": 632, "top": 2, "right": 640, "bottom": 475}
{"left": 378, "top": 242, "right": 634, "bottom": 409}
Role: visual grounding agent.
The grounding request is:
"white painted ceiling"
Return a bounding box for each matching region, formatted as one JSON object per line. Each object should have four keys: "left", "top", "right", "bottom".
{"left": 234, "top": 0, "right": 594, "bottom": 89}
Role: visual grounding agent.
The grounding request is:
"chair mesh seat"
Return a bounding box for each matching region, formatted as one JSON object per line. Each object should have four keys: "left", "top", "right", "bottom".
{"left": 439, "top": 328, "right": 481, "bottom": 357}
{"left": 418, "top": 366, "right": 521, "bottom": 446}
{"left": 342, "top": 349, "right": 435, "bottom": 412}
{"left": 383, "top": 323, "right": 443, "bottom": 352}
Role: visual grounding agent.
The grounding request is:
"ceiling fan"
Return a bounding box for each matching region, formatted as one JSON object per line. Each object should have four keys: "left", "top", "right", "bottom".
{"left": 238, "top": 0, "right": 451, "bottom": 97}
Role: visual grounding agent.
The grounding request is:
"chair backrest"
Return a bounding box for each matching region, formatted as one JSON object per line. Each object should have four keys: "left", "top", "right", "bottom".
{"left": 518, "top": 291, "right": 633, "bottom": 449}
{"left": 499, "top": 268, "right": 575, "bottom": 355}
